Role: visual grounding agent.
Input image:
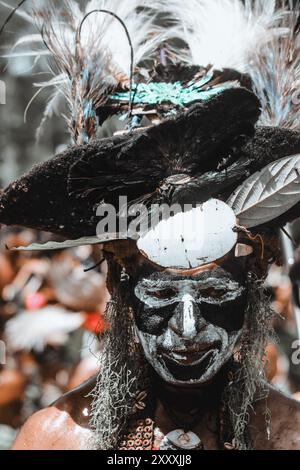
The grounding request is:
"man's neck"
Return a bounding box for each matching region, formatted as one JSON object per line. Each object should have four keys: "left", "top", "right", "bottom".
{"left": 152, "top": 368, "right": 229, "bottom": 430}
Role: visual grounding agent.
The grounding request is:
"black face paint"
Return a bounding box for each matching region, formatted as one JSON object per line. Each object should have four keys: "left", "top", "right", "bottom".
{"left": 134, "top": 267, "right": 247, "bottom": 333}
{"left": 132, "top": 264, "right": 248, "bottom": 386}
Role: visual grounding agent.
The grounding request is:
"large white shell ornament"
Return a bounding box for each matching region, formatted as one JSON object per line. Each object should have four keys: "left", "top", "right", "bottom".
{"left": 160, "top": 429, "right": 203, "bottom": 450}
{"left": 137, "top": 199, "right": 237, "bottom": 270}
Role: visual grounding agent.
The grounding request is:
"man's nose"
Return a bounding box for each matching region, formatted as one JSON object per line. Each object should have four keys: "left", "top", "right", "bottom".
{"left": 168, "top": 294, "right": 207, "bottom": 340}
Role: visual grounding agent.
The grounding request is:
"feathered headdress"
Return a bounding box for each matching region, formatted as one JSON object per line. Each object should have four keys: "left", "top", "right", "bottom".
{"left": 160, "top": 0, "right": 300, "bottom": 127}
{"left": 249, "top": 5, "right": 300, "bottom": 129}
{"left": 0, "top": 0, "right": 300, "bottom": 273}
{"left": 160, "top": 0, "right": 289, "bottom": 71}
{"left": 2, "top": 0, "right": 174, "bottom": 143}
{"left": 2, "top": 0, "right": 257, "bottom": 144}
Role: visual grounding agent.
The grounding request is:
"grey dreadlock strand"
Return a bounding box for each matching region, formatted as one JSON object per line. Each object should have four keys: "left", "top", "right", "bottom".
{"left": 222, "top": 275, "right": 277, "bottom": 450}
{"left": 89, "top": 276, "right": 150, "bottom": 450}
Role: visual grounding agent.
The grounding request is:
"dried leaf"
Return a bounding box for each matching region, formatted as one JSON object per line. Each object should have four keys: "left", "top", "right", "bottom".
{"left": 10, "top": 234, "right": 120, "bottom": 251}
{"left": 227, "top": 154, "right": 300, "bottom": 228}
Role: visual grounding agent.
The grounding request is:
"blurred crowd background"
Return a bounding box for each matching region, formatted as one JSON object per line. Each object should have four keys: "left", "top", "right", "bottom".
{"left": 0, "top": 228, "right": 109, "bottom": 449}
{"left": 0, "top": 0, "right": 110, "bottom": 449}
{"left": 0, "top": 0, "right": 300, "bottom": 451}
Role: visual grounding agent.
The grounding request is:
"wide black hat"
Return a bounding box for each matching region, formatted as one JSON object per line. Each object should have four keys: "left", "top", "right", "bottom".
{"left": 1, "top": 87, "right": 300, "bottom": 242}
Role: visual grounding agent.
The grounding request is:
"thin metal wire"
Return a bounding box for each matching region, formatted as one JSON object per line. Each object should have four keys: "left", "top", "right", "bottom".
{"left": 84, "top": 258, "right": 105, "bottom": 273}
{"left": 77, "top": 9, "right": 135, "bottom": 116}
{"left": 281, "top": 226, "right": 297, "bottom": 248}
{"left": 0, "top": 0, "right": 29, "bottom": 39}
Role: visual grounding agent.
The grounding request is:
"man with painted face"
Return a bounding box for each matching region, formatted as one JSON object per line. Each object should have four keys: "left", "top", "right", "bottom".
{"left": 5, "top": 194, "right": 300, "bottom": 450}
{"left": 10, "top": 232, "right": 300, "bottom": 451}
{"left": 3, "top": 88, "right": 300, "bottom": 451}
{"left": 131, "top": 262, "right": 249, "bottom": 450}
{"left": 133, "top": 268, "right": 247, "bottom": 387}
{"left": 1, "top": 0, "right": 300, "bottom": 451}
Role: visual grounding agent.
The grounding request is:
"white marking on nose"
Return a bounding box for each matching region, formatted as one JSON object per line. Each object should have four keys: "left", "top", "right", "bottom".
{"left": 182, "top": 294, "right": 197, "bottom": 339}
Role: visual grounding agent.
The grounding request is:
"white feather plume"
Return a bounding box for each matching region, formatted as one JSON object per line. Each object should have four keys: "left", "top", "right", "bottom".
{"left": 159, "top": 0, "right": 288, "bottom": 72}
{"left": 246, "top": 4, "right": 300, "bottom": 129}
{"left": 158, "top": 0, "right": 300, "bottom": 129}
{"left": 5, "top": 306, "right": 85, "bottom": 352}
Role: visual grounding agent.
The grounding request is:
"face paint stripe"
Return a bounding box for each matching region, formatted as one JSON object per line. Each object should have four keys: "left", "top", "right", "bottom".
{"left": 182, "top": 294, "right": 197, "bottom": 339}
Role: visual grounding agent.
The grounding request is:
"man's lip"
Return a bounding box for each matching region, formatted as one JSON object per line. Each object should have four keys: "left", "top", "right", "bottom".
{"left": 160, "top": 347, "right": 217, "bottom": 366}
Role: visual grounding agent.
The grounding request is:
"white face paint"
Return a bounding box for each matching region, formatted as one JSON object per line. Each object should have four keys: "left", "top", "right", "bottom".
{"left": 134, "top": 270, "right": 246, "bottom": 386}
{"left": 161, "top": 328, "right": 173, "bottom": 349}
{"left": 181, "top": 294, "right": 197, "bottom": 340}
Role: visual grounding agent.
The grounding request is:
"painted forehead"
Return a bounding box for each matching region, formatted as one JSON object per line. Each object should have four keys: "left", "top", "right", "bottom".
{"left": 137, "top": 269, "right": 234, "bottom": 284}
{"left": 135, "top": 261, "right": 248, "bottom": 285}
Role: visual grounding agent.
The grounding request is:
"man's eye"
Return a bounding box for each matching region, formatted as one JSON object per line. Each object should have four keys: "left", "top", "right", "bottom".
{"left": 148, "top": 289, "right": 176, "bottom": 300}
{"left": 199, "top": 288, "right": 226, "bottom": 298}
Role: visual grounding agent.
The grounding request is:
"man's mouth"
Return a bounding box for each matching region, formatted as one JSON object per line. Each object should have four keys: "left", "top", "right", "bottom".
{"left": 161, "top": 345, "right": 218, "bottom": 367}
{"left": 157, "top": 341, "right": 221, "bottom": 381}
{"left": 159, "top": 339, "right": 221, "bottom": 364}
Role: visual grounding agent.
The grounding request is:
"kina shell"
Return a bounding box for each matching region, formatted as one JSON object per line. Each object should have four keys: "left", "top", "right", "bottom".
{"left": 137, "top": 199, "right": 237, "bottom": 269}
{"left": 163, "top": 430, "right": 201, "bottom": 450}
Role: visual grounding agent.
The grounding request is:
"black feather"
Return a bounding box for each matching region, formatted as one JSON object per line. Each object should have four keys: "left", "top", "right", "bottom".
{"left": 2, "top": 93, "right": 300, "bottom": 239}
{"left": 68, "top": 88, "right": 261, "bottom": 207}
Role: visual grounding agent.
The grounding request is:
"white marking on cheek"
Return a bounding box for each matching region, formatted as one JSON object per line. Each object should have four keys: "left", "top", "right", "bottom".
{"left": 182, "top": 294, "right": 197, "bottom": 338}
{"left": 162, "top": 329, "right": 173, "bottom": 348}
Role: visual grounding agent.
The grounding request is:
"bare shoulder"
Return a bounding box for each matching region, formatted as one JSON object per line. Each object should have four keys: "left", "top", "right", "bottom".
{"left": 12, "top": 376, "right": 97, "bottom": 450}
{"left": 251, "top": 384, "right": 300, "bottom": 450}
{"left": 54, "top": 374, "right": 96, "bottom": 425}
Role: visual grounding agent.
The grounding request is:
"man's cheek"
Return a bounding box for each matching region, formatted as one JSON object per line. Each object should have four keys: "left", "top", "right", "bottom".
{"left": 199, "top": 297, "right": 246, "bottom": 332}
{"left": 137, "top": 331, "right": 158, "bottom": 360}
{"left": 202, "top": 310, "right": 245, "bottom": 332}
{"left": 134, "top": 304, "right": 173, "bottom": 335}
{"left": 138, "top": 318, "right": 161, "bottom": 335}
